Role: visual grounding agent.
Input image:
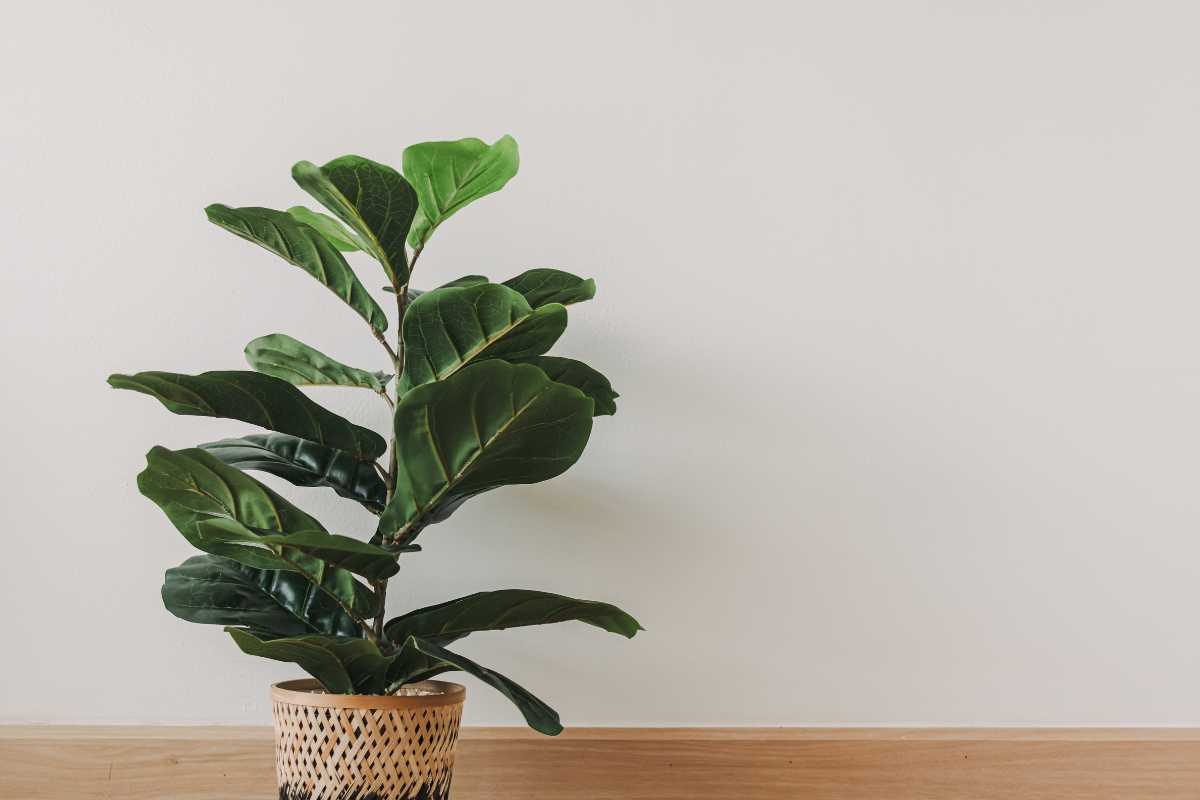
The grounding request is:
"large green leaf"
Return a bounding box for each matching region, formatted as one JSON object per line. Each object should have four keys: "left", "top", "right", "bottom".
{"left": 383, "top": 642, "right": 455, "bottom": 690}
{"left": 522, "top": 356, "right": 618, "bottom": 416}
{"left": 139, "top": 446, "right": 321, "bottom": 566}
{"left": 200, "top": 433, "right": 387, "bottom": 511}
{"left": 205, "top": 204, "right": 387, "bottom": 331}
{"left": 226, "top": 628, "right": 394, "bottom": 694}
{"left": 162, "top": 554, "right": 367, "bottom": 637}
{"left": 139, "top": 446, "right": 395, "bottom": 584}
{"left": 245, "top": 333, "right": 386, "bottom": 391}
{"left": 108, "top": 370, "right": 386, "bottom": 460}
{"left": 405, "top": 636, "right": 562, "bottom": 735}
{"left": 292, "top": 156, "right": 418, "bottom": 288}
{"left": 384, "top": 590, "right": 643, "bottom": 645}
{"left": 286, "top": 206, "right": 363, "bottom": 252}
{"left": 503, "top": 269, "right": 595, "bottom": 308}
{"left": 398, "top": 283, "right": 566, "bottom": 393}
{"left": 251, "top": 530, "right": 400, "bottom": 582}
{"left": 377, "top": 360, "right": 594, "bottom": 546}
{"left": 403, "top": 135, "right": 519, "bottom": 249}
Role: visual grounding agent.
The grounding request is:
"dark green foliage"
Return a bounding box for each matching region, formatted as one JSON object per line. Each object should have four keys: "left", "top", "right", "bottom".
{"left": 205, "top": 204, "right": 387, "bottom": 331}
{"left": 110, "top": 136, "right": 639, "bottom": 735}
{"left": 200, "top": 434, "right": 388, "bottom": 511}
{"left": 108, "top": 371, "right": 385, "bottom": 460}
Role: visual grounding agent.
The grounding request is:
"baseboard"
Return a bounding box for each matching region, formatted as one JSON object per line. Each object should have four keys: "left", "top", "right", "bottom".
{"left": 3, "top": 725, "right": 1199, "bottom": 799}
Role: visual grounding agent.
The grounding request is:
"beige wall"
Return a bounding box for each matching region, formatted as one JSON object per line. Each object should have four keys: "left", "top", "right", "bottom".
{"left": 3, "top": 0, "right": 1200, "bottom": 725}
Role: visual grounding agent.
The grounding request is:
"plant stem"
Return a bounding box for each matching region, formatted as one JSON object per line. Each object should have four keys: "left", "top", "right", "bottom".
{"left": 373, "top": 580, "right": 388, "bottom": 640}
{"left": 372, "top": 460, "right": 393, "bottom": 490}
{"left": 371, "top": 247, "right": 417, "bottom": 643}
{"left": 372, "top": 327, "right": 398, "bottom": 362}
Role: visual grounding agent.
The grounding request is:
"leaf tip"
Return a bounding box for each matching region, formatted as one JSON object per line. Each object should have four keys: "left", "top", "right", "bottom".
{"left": 290, "top": 160, "right": 319, "bottom": 180}
{"left": 618, "top": 614, "right": 645, "bottom": 638}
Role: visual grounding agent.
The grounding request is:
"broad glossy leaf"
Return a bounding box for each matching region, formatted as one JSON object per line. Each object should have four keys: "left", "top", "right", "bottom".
{"left": 200, "top": 433, "right": 387, "bottom": 511}
{"left": 139, "top": 446, "right": 322, "bottom": 568}
{"left": 139, "top": 446, "right": 392, "bottom": 587}
{"left": 162, "top": 554, "right": 367, "bottom": 637}
{"left": 403, "top": 135, "right": 519, "bottom": 249}
{"left": 385, "top": 590, "right": 643, "bottom": 645}
{"left": 245, "top": 333, "right": 386, "bottom": 391}
{"left": 398, "top": 283, "right": 566, "bottom": 393}
{"left": 383, "top": 642, "right": 455, "bottom": 690}
{"left": 405, "top": 636, "right": 562, "bottom": 735}
{"left": 522, "top": 356, "right": 618, "bottom": 416}
{"left": 205, "top": 204, "right": 387, "bottom": 331}
{"left": 108, "top": 370, "right": 386, "bottom": 460}
{"left": 251, "top": 530, "right": 399, "bottom": 582}
{"left": 377, "top": 360, "right": 594, "bottom": 546}
{"left": 286, "top": 206, "right": 363, "bottom": 252}
{"left": 292, "top": 156, "right": 418, "bottom": 287}
{"left": 503, "top": 269, "right": 595, "bottom": 308}
{"left": 227, "top": 628, "right": 394, "bottom": 694}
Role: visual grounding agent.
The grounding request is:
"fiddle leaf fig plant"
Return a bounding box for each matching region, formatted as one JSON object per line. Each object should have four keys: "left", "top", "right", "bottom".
{"left": 109, "top": 135, "right": 638, "bottom": 735}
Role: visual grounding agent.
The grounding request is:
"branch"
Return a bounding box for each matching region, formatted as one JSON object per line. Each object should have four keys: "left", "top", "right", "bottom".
{"left": 372, "top": 459, "right": 393, "bottom": 490}
{"left": 373, "top": 580, "right": 388, "bottom": 640}
{"left": 372, "top": 258, "right": 415, "bottom": 641}
{"left": 372, "top": 327, "right": 398, "bottom": 362}
{"left": 388, "top": 281, "right": 409, "bottom": 487}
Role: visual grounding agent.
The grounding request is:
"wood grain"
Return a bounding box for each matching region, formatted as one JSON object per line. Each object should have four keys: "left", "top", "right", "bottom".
{"left": 2, "top": 726, "right": 1199, "bottom": 799}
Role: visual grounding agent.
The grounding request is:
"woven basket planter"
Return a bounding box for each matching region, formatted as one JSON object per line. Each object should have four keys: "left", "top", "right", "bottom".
{"left": 271, "top": 678, "right": 466, "bottom": 800}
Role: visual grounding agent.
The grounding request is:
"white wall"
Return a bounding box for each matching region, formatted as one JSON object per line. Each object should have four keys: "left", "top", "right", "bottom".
{"left": 3, "top": 0, "right": 1200, "bottom": 726}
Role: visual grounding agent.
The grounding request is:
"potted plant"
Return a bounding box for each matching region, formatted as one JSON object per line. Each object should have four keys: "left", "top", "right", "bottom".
{"left": 109, "top": 135, "right": 641, "bottom": 800}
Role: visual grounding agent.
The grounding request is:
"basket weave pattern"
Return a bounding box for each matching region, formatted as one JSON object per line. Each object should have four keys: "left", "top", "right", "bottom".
{"left": 272, "top": 680, "right": 464, "bottom": 800}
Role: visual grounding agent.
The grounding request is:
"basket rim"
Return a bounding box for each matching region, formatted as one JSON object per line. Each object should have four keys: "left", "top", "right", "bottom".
{"left": 271, "top": 678, "right": 466, "bottom": 709}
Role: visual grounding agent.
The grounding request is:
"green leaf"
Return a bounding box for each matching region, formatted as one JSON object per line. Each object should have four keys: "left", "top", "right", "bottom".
{"left": 383, "top": 643, "right": 455, "bottom": 689}
{"left": 226, "top": 628, "right": 396, "bottom": 694}
{"left": 522, "top": 356, "right": 618, "bottom": 416}
{"left": 107, "top": 370, "right": 386, "bottom": 460}
{"left": 139, "top": 446, "right": 323, "bottom": 568}
{"left": 200, "top": 433, "right": 387, "bottom": 511}
{"left": 245, "top": 333, "right": 386, "bottom": 391}
{"left": 384, "top": 590, "right": 643, "bottom": 645}
{"left": 285, "top": 206, "right": 363, "bottom": 252}
{"left": 405, "top": 636, "right": 562, "bottom": 735}
{"left": 227, "top": 628, "right": 354, "bottom": 692}
{"left": 403, "top": 135, "right": 519, "bottom": 249}
{"left": 162, "top": 554, "right": 367, "bottom": 637}
{"left": 139, "top": 446, "right": 392, "bottom": 587}
{"left": 292, "top": 156, "right": 418, "bottom": 287}
{"left": 377, "top": 360, "right": 594, "bottom": 546}
{"left": 398, "top": 283, "right": 566, "bottom": 393}
{"left": 503, "top": 269, "right": 595, "bottom": 308}
{"left": 252, "top": 530, "right": 399, "bottom": 582}
{"left": 205, "top": 204, "right": 387, "bottom": 331}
